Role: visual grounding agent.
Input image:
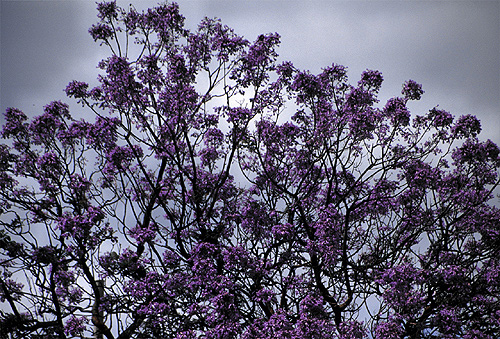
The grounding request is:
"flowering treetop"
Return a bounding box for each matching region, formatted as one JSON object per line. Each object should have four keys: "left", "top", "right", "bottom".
{"left": 1, "top": 1, "right": 499, "bottom": 338}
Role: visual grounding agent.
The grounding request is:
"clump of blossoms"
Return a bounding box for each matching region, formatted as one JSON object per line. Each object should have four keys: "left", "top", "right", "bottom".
{"left": 64, "top": 315, "right": 87, "bottom": 337}
{"left": 0, "top": 1, "right": 499, "bottom": 338}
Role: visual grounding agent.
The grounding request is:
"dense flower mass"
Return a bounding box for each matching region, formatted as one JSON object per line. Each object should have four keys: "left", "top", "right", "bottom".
{"left": 1, "top": 1, "right": 499, "bottom": 338}
{"left": 402, "top": 79, "right": 424, "bottom": 100}
{"left": 89, "top": 23, "right": 114, "bottom": 42}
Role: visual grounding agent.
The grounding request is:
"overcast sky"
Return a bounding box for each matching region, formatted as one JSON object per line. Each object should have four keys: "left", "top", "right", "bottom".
{"left": 1, "top": 0, "right": 499, "bottom": 144}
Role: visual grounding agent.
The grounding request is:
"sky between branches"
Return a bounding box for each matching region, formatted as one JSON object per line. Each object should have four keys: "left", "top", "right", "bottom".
{"left": 1, "top": 0, "right": 499, "bottom": 145}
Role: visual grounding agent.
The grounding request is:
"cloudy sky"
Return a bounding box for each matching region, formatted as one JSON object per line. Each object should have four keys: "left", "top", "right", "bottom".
{"left": 1, "top": 0, "right": 499, "bottom": 144}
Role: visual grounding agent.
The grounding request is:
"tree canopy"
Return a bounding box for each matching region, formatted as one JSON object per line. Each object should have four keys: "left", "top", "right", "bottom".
{"left": 1, "top": 2, "right": 499, "bottom": 338}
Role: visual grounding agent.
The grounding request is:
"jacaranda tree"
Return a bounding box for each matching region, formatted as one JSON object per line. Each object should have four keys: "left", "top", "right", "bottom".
{"left": 1, "top": 2, "right": 499, "bottom": 338}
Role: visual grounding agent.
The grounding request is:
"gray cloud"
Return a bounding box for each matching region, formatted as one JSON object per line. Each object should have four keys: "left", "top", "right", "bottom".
{"left": 2, "top": 3, "right": 83, "bottom": 102}
{"left": 1, "top": 0, "right": 498, "bottom": 142}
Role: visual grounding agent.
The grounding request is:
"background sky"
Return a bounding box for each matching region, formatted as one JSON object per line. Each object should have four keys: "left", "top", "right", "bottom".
{"left": 1, "top": 0, "right": 499, "bottom": 145}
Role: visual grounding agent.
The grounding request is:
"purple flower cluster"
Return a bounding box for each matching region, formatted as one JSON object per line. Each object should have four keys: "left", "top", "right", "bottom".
{"left": 90, "top": 23, "right": 114, "bottom": 42}
{"left": 36, "top": 151, "right": 61, "bottom": 176}
{"left": 64, "top": 315, "right": 87, "bottom": 336}
{"left": 374, "top": 316, "right": 403, "bottom": 339}
{"left": 56, "top": 206, "right": 105, "bottom": 244}
{"left": 358, "top": 69, "right": 384, "bottom": 92}
{"left": 144, "top": 3, "right": 186, "bottom": 43}
{"left": 1, "top": 1, "right": 499, "bottom": 338}
{"left": 103, "top": 144, "right": 143, "bottom": 178}
{"left": 1, "top": 108, "right": 28, "bottom": 143}
{"left": 56, "top": 120, "right": 88, "bottom": 146}
{"left": 451, "top": 114, "right": 482, "bottom": 138}
{"left": 68, "top": 173, "right": 92, "bottom": 194}
{"left": 402, "top": 79, "right": 424, "bottom": 100}
{"left": 128, "top": 222, "right": 158, "bottom": 244}
{"left": 232, "top": 33, "right": 280, "bottom": 88}
{"left": 377, "top": 262, "right": 426, "bottom": 314}
{"left": 65, "top": 80, "right": 89, "bottom": 99}
{"left": 100, "top": 248, "right": 149, "bottom": 278}
{"left": 452, "top": 138, "right": 500, "bottom": 167}
{"left": 428, "top": 107, "right": 453, "bottom": 128}
{"left": 96, "top": 1, "right": 118, "bottom": 20}
{"left": 384, "top": 97, "right": 410, "bottom": 127}
{"left": 100, "top": 56, "right": 141, "bottom": 108}
{"left": 86, "top": 116, "right": 120, "bottom": 149}
{"left": 192, "top": 18, "right": 248, "bottom": 65}
{"left": 28, "top": 101, "right": 69, "bottom": 145}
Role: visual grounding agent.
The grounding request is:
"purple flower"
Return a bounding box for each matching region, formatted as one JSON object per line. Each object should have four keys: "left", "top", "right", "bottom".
{"left": 227, "top": 107, "right": 251, "bottom": 124}
{"left": 86, "top": 116, "right": 120, "bottom": 148}
{"left": 374, "top": 316, "right": 404, "bottom": 339}
{"left": 271, "top": 223, "right": 294, "bottom": 239}
{"left": 56, "top": 120, "right": 88, "bottom": 146}
{"left": 402, "top": 79, "right": 424, "bottom": 100}
{"left": 98, "top": 55, "right": 142, "bottom": 108}
{"left": 231, "top": 33, "right": 280, "bottom": 87}
{"left": 291, "top": 71, "right": 323, "bottom": 104}
{"left": 377, "top": 262, "right": 426, "bottom": 314}
{"left": 128, "top": 223, "right": 158, "bottom": 244}
{"left": 204, "top": 128, "right": 224, "bottom": 146}
{"left": 44, "top": 101, "right": 70, "bottom": 119}
{"left": 2, "top": 107, "right": 28, "bottom": 138}
{"left": 384, "top": 97, "right": 410, "bottom": 127}
{"left": 103, "top": 144, "right": 143, "bottom": 177}
{"left": 65, "top": 80, "right": 89, "bottom": 99}
{"left": 338, "top": 320, "right": 367, "bottom": 339}
{"left": 358, "top": 69, "right": 384, "bottom": 91}
{"left": 64, "top": 315, "right": 87, "bottom": 336}
{"left": 56, "top": 206, "right": 105, "bottom": 242}
{"left": 199, "top": 146, "right": 220, "bottom": 167}
{"left": 321, "top": 63, "right": 348, "bottom": 83}
{"left": 254, "top": 288, "right": 276, "bottom": 303}
{"left": 124, "top": 9, "right": 141, "bottom": 33}
{"left": 143, "top": 2, "right": 186, "bottom": 43}
{"left": 433, "top": 308, "right": 461, "bottom": 334}
{"left": 89, "top": 23, "right": 114, "bottom": 41}
{"left": 451, "top": 114, "right": 482, "bottom": 138}
{"left": 452, "top": 138, "right": 500, "bottom": 167}
{"left": 96, "top": 1, "right": 118, "bottom": 20}
{"left": 2, "top": 2, "right": 499, "bottom": 337}
{"left": 36, "top": 151, "right": 61, "bottom": 175}
{"left": 29, "top": 107, "right": 66, "bottom": 145}
{"left": 428, "top": 107, "right": 453, "bottom": 127}
{"left": 69, "top": 173, "right": 92, "bottom": 194}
